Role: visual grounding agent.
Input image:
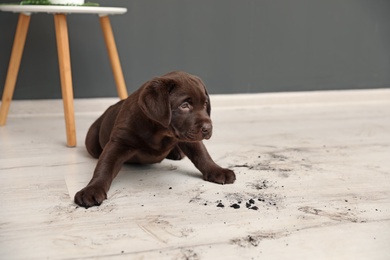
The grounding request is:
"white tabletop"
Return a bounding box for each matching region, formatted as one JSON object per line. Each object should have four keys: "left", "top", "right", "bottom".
{"left": 0, "top": 5, "right": 127, "bottom": 15}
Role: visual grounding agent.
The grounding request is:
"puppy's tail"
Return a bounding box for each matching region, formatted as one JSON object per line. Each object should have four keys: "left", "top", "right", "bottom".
{"left": 85, "top": 116, "right": 103, "bottom": 159}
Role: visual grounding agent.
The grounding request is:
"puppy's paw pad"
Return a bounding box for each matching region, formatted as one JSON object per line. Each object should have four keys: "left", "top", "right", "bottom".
{"left": 74, "top": 185, "right": 107, "bottom": 208}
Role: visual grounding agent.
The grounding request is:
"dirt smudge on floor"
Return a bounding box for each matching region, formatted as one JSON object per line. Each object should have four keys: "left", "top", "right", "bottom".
{"left": 231, "top": 231, "right": 290, "bottom": 248}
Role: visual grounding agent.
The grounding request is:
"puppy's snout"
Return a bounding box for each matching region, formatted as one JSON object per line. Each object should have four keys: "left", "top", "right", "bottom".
{"left": 201, "top": 122, "right": 213, "bottom": 139}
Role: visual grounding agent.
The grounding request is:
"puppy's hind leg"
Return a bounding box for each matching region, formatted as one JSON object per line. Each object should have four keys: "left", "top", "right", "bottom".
{"left": 85, "top": 116, "right": 104, "bottom": 158}
{"left": 166, "top": 145, "right": 185, "bottom": 160}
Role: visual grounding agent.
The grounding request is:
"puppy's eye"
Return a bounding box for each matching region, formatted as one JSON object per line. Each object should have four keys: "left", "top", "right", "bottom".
{"left": 180, "top": 102, "right": 190, "bottom": 109}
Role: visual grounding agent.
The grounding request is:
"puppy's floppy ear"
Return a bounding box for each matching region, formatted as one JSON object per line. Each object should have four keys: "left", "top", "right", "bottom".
{"left": 205, "top": 87, "right": 211, "bottom": 116}
{"left": 138, "top": 78, "right": 174, "bottom": 128}
{"left": 196, "top": 76, "right": 211, "bottom": 116}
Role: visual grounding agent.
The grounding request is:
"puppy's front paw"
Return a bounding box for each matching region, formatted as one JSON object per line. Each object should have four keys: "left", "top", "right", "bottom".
{"left": 204, "top": 168, "right": 236, "bottom": 185}
{"left": 74, "top": 185, "right": 107, "bottom": 208}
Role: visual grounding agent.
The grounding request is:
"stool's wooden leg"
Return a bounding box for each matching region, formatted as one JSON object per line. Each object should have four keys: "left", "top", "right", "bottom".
{"left": 99, "top": 15, "right": 128, "bottom": 100}
{"left": 0, "top": 14, "right": 31, "bottom": 126}
{"left": 54, "top": 14, "right": 77, "bottom": 147}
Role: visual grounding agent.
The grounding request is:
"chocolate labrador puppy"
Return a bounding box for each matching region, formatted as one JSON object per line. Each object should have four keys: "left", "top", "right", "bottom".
{"left": 74, "top": 71, "right": 236, "bottom": 208}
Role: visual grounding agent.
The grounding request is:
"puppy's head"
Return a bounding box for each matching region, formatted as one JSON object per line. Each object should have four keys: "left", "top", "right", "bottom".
{"left": 138, "top": 71, "right": 212, "bottom": 142}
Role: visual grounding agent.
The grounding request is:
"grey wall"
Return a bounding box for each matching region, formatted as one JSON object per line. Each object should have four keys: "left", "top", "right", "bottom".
{"left": 0, "top": 0, "right": 389, "bottom": 99}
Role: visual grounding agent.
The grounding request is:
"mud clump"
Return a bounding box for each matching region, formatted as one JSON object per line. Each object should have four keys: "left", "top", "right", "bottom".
{"left": 217, "top": 202, "right": 225, "bottom": 208}
{"left": 230, "top": 203, "right": 241, "bottom": 209}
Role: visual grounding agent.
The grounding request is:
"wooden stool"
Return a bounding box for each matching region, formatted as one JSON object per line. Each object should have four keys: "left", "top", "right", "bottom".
{"left": 0, "top": 5, "right": 129, "bottom": 147}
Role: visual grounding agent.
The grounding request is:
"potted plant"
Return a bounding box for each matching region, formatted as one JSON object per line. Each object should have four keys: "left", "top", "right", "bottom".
{"left": 20, "top": 0, "right": 88, "bottom": 5}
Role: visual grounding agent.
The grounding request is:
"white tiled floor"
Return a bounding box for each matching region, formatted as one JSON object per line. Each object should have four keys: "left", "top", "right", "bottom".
{"left": 0, "top": 89, "right": 389, "bottom": 259}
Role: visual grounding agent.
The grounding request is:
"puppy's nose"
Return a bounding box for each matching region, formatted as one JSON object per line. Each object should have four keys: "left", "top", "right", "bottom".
{"left": 201, "top": 123, "right": 212, "bottom": 138}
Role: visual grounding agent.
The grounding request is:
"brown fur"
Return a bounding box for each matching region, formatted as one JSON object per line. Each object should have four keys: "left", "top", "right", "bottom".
{"left": 74, "top": 71, "right": 236, "bottom": 208}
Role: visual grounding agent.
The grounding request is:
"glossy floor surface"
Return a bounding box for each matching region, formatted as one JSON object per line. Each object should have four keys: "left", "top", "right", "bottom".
{"left": 1, "top": 89, "right": 389, "bottom": 259}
